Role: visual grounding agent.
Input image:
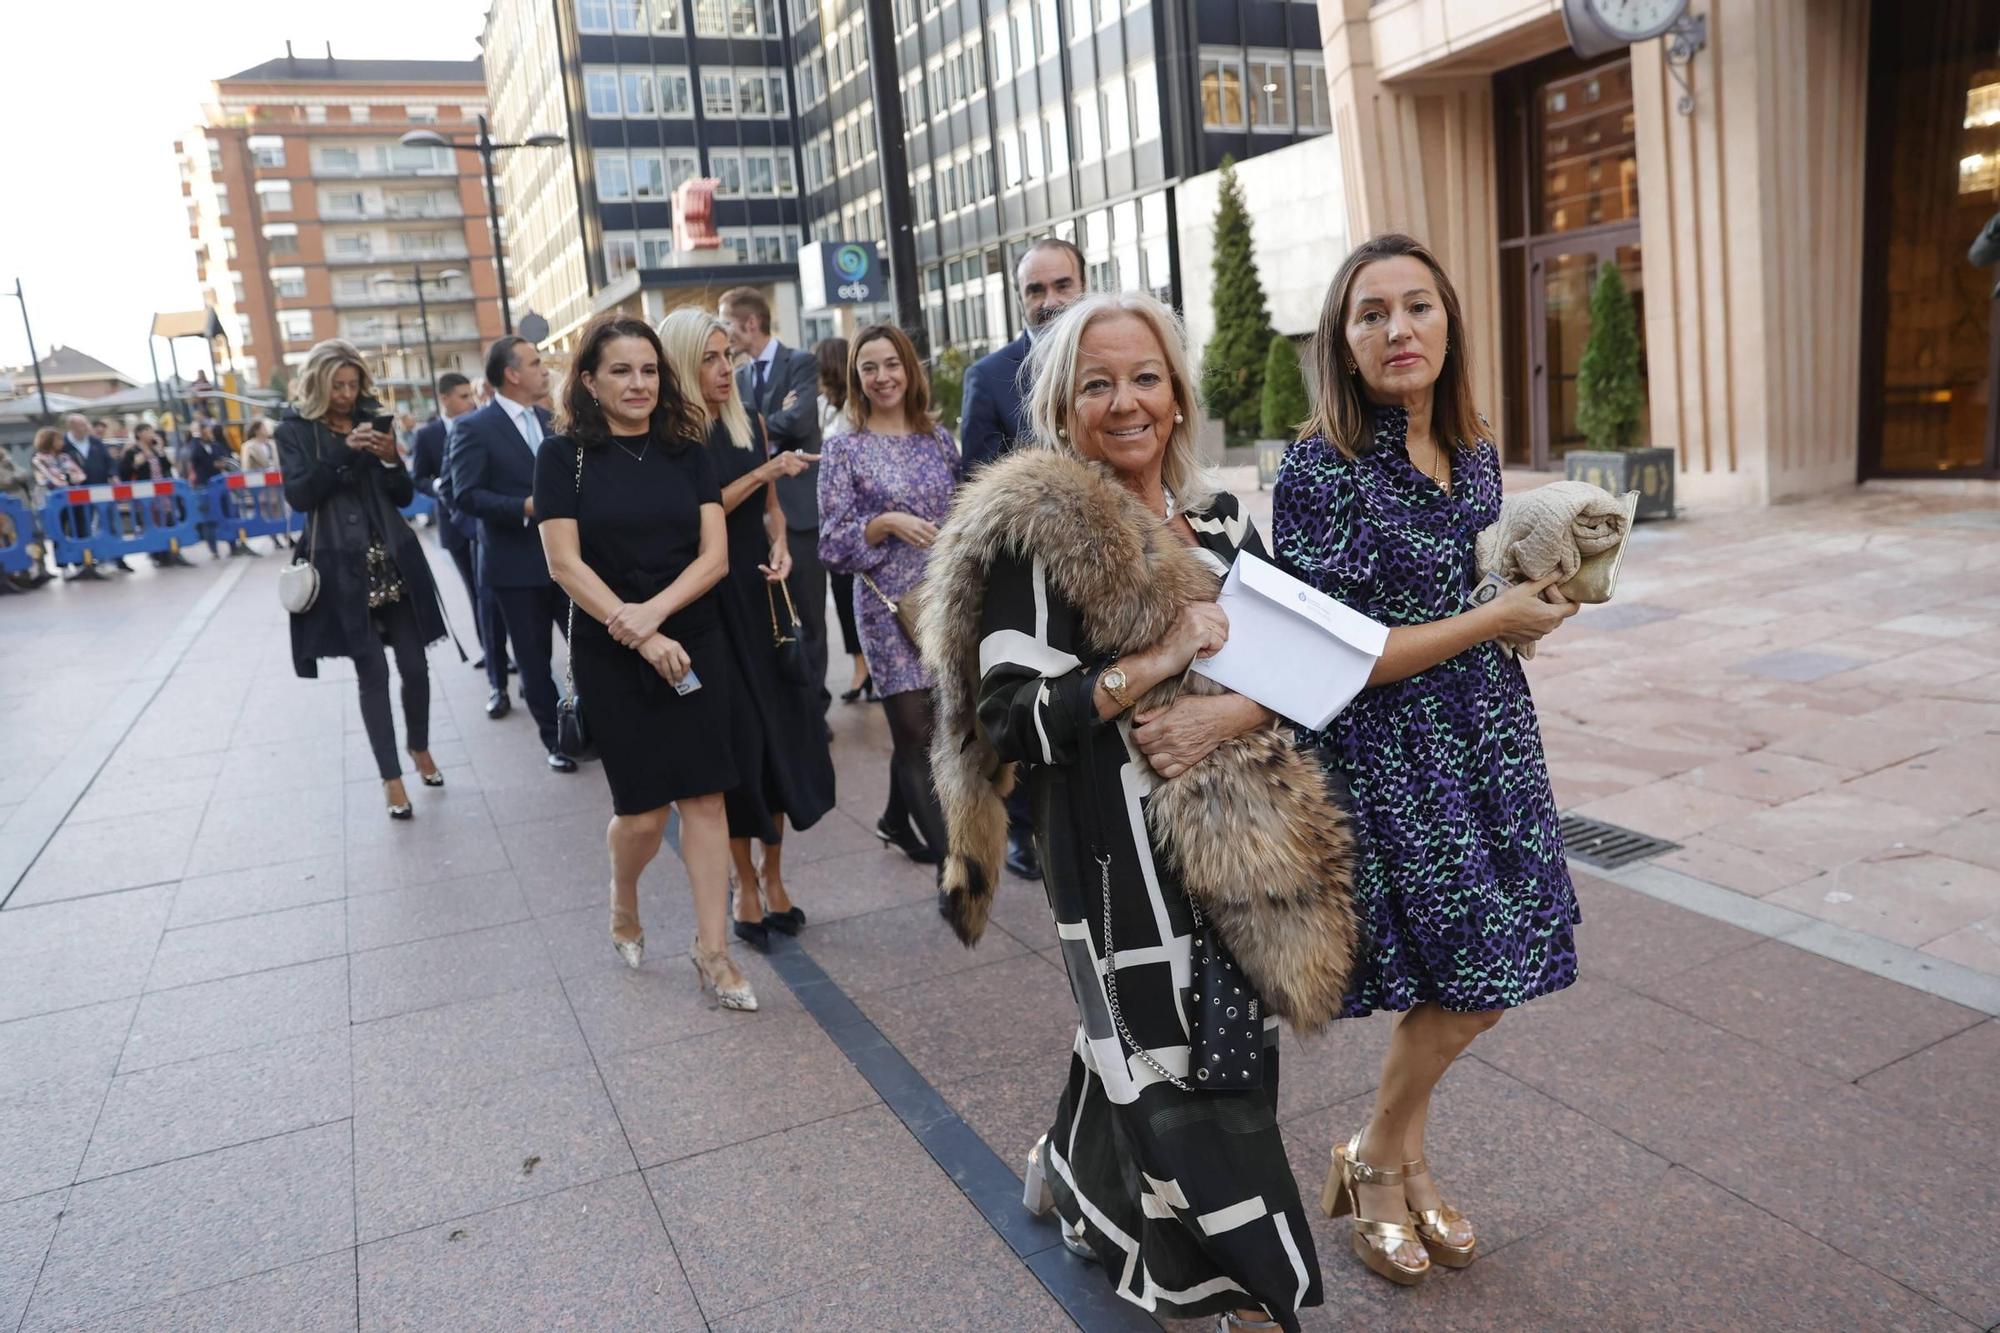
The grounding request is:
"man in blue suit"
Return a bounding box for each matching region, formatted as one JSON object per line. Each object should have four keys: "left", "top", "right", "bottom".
{"left": 448, "top": 336, "right": 575, "bottom": 773}
{"left": 413, "top": 373, "right": 510, "bottom": 701}
{"left": 955, "top": 237, "right": 1088, "bottom": 878}
{"left": 958, "top": 238, "right": 1087, "bottom": 474}
{"left": 59, "top": 413, "right": 130, "bottom": 574}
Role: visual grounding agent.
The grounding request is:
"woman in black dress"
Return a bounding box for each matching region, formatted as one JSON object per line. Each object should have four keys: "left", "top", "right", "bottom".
{"left": 534, "top": 314, "right": 756, "bottom": 1011}
{"left": 277, "top": 340, "right": 449, "bottom": 820}
{"left": 657, "top": 308, "right": 835, "bottom": 948}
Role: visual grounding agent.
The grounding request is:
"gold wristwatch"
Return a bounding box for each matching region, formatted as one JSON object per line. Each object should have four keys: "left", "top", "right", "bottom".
{"left": 1100, "top": 665, "right": 1135, "bottom": 713}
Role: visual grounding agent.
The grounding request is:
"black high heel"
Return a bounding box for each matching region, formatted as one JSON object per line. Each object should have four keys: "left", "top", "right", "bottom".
{"left": 877, "top": 818, "right": 942, "bottom": 865}
{"left": 841, "top": 673, "right": 874, "bottom": 704}
{"left": 762, "top": 906, "right": 806, "bottom": 935}
{"left": 731, "top": 881, "right": 770, "bottom": 950}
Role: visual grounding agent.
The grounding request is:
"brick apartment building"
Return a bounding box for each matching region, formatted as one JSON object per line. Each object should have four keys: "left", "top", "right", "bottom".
{"left": 176, "top": 49, "right": 506, "bottom": 414}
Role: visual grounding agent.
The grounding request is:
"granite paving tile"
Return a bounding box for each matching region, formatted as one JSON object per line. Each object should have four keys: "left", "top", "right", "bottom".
{"left": 1278, "top": 1008, "right": 1396, "bottom": 1123}
{"left": 353, "top": 1062, "right": 635, "bottom": 1242}
{"left": 495, "top": 806, "right": 670, "bottom": 918}
{"left": 342, "top": 817, "right": 514, "bottom": 894}
{"left": 350, "top": 984, "right": 590, "bottom": 1118}
{"left": 803, "top": 898, "right": 1028, "bottom": 995}
{"left": 1840, "top": 740, "right": 2000, "bottom": 819}
{"left": 22, "top": 1122, "right": 353, "bottom": 1333}
{"left": 7, "top": 818, "right": 196, "bottom": 907}
{"left": 533, "top": 897, "right": 698, "bottom": 982}
{"left": 560, "top": 942, "right": 797, "bottom": 1057}
{"left": 144, "top": 899, "right": 347, "bottom": 992}
{"left": 1704, "top": 792, "right": 1956, "bottom": 872}
{"left": 712, "top": 1252, "right": 1071, "bottom": 1333}
{"left": 476, "top": 767, "right": 616, "bottom": 826}
{"left": 0, "top": 1075, "right": 106, "bottom": 1204}
{"left": 1765, "top": 855, "right": 2000, "bottom": 949}
{"left": 80, "top": 1028, "right": 352, "bottom": 1180}
{"left": 0, "top": 918, "right": 159, "bottom": 1024}
{"left": 180, "top": 790, "right": 348, "bottom": 880}
{"left": 1919, "top": 811, "right": 2000, "bottom": 873}
{"left": 1857, "top": 697, "right": 2000, "bottom": 744}
{"left": 0, "top": 997, "right": 134, "bottom": 1097}
{"left": 63, "top": 784, "right": 211, "bottom": 828}
{"left": 166, "top": 854, "right": 345, "bottom": 929}
{"left": 764, "top": 843, "right": 945, "bottom": 926}
{"left": 343, "top": 868, "right": 531, "bottom": 952}
{"left": 935, "top": 1065, "right": 1069, "bottom": 1180}
{"left": 779, "top": 808, "right": 893, "bottom": 867}
{"left": 121, "top": 956, "right": 348, "bottom": 1073}
{"left": 1652, "top": 835, "right": 1819, "bottom": 898}
{"left": 1566, "top": 873, "right": 1761, "bottom": 988}
{"left": 1919, "top": 916, "right": 2000, "bottom": 973}
{"left": 342, "top": 775, "right": 497, "bottom": 847}
{"left": 1729, "top": 649, "right": 1865, "bottom": 683}
{"left": 1678, "top": 749, "right": 1855, "bottom": 803}
{"left": 211, "top": 737, "right": 350, "bottom": 796}
{"left": 1569, "top": 779, "right": 1768, "bottom": 842}
{"left": 601, "top": 1015, "right": 876, "bottom": 1167}
{"left": 1858, "top": 1020, "right": 2000, "bottom": 1139}
{"left": 1638, "top": 938, "right": 1986, "bottom": 1081}
{"left": 75, "top": 1251, "right": 358, "bottom": 1333}
{"left": 356, "top": 1174, "right": 703, "bottom": 1333}
{"left": 647, "top": 1104, "right": 1023, "bottom": 1319}
{"left": 0, "top": 1189, "right": 67, "bottom": 1333}
{"left": 855, "top": 953, "right": 1079, "bottom": 1089}
{"left": 347, "top": 919, "right": 557, "bottom": 1024}
{"left": 1764, "top": 717, "right": 1929, "bottom": 775}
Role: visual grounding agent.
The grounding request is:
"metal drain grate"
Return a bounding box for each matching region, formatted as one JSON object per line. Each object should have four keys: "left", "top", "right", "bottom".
{"left": 1559, "top": 813, "right": 1680, "bottom": 870}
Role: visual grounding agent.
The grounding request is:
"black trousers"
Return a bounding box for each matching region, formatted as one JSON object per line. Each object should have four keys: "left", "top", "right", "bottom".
{"left": 829, "top": 571, "right": 862, "bottom": 657}
{"left": 493, "top": 582, "right": 567, "bottom": 750}
{"left": 451, "top": 538, "right": 511, "bottom": 693}
{"left": 787, "top": 528, "right": 830, "bottom": 711}
{"left": 355, "top": 596, "right": 431, "bottom": 781}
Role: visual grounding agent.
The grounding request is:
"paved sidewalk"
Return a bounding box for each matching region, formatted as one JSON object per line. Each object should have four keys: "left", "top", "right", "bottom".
{"left": 2, "top": 525, "right": 1997, "bottom": 1331}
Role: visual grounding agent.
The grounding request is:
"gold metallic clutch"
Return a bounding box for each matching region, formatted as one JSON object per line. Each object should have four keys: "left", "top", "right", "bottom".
{"left": 1557, "top": 491, "right": 1640, "bottom": 605}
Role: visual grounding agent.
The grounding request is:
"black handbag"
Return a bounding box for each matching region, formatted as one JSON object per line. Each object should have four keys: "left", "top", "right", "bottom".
{"left": 767, "top": 579, "right": 814, "bottom": 688}
{"left": 555, "top": 443, "right": 597, "bottom": 762}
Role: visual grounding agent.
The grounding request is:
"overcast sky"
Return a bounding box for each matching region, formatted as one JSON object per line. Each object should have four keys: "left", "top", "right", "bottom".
{"left": 0, "top": 3, "right": 485, "bottom": 387}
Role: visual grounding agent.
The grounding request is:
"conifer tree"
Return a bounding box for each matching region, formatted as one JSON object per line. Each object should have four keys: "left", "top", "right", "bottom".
{"left": 1199, "top": 158, "right": 1276, "bottom": 441}
{"left": 1574, "top": 261, "right": 1645, "bottom": 451}
{"left": 1259, "top": 333, "right": 1309, "bottom": 440}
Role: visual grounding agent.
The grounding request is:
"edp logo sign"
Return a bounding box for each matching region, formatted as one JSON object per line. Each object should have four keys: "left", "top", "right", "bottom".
{"left": 800, "top": 240, "right": 884, "bottom": 308}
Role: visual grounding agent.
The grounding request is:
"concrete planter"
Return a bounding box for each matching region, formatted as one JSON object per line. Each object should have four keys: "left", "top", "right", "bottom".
{"left": 1564, "top": 446, "right": 1676, "bottom": 521}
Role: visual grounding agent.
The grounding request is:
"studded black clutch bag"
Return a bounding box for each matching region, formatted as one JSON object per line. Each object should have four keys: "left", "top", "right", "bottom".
{"left": 1185, "top": 911, "right": 1264, "bottom": 1091}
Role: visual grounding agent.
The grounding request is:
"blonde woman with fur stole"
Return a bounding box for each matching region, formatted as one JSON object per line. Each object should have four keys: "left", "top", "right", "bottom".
{"left": 657, "top": 308, "right": 835, "bottom": 948}
{"left": 919, "top": 294, "right": 1357, "bottom": 1332}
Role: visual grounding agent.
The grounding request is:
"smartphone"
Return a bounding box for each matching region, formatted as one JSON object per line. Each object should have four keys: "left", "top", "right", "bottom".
{"left": 1467, "top": 571, "right": 1511, "bottom": 609}
{"left": 370, "top": 414, "right": 395, "bottom": 434}
{"left": 671, "top": 668, "right": 703, "bottom": 696}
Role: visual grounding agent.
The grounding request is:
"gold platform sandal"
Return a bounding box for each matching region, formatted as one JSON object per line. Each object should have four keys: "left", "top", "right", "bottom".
{"left": 1321, "top": 1132, "right": 1430, "bottom": 1286}
{"left": 1404, "top": 1156, "right": 1476, "bottom": 1267}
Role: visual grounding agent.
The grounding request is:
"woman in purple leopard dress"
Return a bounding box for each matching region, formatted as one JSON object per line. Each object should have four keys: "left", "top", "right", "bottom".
{"left": 1271, "top": 235, "right": 1582, "bottom": 1288}
{"left": 818, "top": 324, "right": 960, "bottom": 870}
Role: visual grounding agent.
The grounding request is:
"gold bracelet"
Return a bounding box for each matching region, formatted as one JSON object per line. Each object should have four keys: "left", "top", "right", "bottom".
{"left": 1100, "top": 665, "right": 1135, "bottom": 713}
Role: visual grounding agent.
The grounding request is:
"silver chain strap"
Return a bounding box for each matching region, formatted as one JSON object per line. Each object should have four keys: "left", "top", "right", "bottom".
{"left": 1098, "top": 852, "right": 1201, "bottom": 1094}
{"left": 562, "top": 441, "right": 582, "bottom": 693}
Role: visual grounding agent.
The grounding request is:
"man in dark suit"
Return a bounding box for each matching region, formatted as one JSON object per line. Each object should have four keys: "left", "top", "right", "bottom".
{"left": 959, "top": 238, "right": 1087, "bottom": 474}
{"left": 413, "top": 372, "right": 511, "bottom": 702}
{"left": 722, "top": 286, "right": 829, "bottom": 709}
{"left": 60, "top": 413, "right": 131, "bottom": 574}
{"left": 955, "top": 237, "right": 1089, "bottom": 879}
{"left": 448, "top": 336, "right": 575, "bottom": 773}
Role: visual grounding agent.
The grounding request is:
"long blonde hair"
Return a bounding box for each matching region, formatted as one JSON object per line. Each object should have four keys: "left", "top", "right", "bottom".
{"left": 657, "top": 308, "right": 752, "bottom": 449}
{"left": 1024, "top": 292, "right": 1215, "bottom": 513}
{"left": 292, "top": 339, "right": 375, "bottom": 422}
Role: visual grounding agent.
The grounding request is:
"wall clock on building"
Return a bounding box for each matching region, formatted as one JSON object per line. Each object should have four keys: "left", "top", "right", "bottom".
{"left": 1562, "top": 0, "right": 1706, "bottom": 114}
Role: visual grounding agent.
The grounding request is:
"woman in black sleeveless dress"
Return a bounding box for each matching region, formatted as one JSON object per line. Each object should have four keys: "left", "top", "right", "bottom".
{"left": 533, "top": 314, "right": 756, "bottom": 1012}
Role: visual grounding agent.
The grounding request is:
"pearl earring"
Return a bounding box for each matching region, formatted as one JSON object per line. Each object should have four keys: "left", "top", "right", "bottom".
{"left": 1057, "top": 427, "right": 1067, "bottom": 439}
{"left": 1172, "top": 412, "right": 1183, "bottom": 423}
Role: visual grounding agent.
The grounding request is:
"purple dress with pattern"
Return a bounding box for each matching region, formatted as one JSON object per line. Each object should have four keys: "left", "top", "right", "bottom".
{"left": 1270, "top": 406, "right": 1578, "bottom": 1016}
{"left": 816, "top": 424, "right": 959, "bottom": 696}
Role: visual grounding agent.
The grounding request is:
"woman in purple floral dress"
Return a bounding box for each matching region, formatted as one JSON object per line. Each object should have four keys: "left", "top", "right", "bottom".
{"left": 818, "top": 324, "right": 960, "bottom": 865}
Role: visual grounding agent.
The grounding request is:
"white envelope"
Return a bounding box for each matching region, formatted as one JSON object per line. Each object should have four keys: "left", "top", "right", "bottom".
{"left": 1189, "top": 552, "right": 1389, "bottom": 730}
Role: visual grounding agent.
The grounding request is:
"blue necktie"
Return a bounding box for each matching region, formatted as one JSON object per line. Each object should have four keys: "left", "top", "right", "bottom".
{"left": 753, "top": 358, "right": 769, "bottom": 402}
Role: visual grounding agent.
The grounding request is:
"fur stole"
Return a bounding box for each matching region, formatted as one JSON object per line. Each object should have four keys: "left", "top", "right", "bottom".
{"left": 916, "top": 449, "right": 1359, "bottom": 1032}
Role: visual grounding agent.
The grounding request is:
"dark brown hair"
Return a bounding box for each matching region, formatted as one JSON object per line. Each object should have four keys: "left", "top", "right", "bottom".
{"left": 719, "top": 286, "right": 772, "bottom": 335}
{"left": 1303, "top": 233, "right": 1487, "bottom": 458}
{"left": 556, "top": 314, "right": 704, "bottom": 448}
{"left": 1017, "top": 236, "right": 1085, "bottom": 290}
{"left": 847, "top": 324, "right": 933, "bottom": 428}
{"left": 814, "top": 337, "right": 849, "bottom": 409}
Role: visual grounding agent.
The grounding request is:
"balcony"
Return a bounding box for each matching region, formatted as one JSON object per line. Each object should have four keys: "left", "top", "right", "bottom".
{"left": 332, "top": 287, "right": 479, "bottom": 308}
{"left": 322, "top": 244, "right": 472, "bottom": 266}
{"left": 319, "top": 202, "right": 465, "bottom": 223}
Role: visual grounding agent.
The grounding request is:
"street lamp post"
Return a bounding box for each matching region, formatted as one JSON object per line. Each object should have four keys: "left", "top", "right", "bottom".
{"left": 375, "top": 266, "right": 464, "bottom": 417}
{"left": 401, "top": 120, "right": 564, "bottom": 338}
{"left": 9, "top": 279, "right": 51, "bottom": 423}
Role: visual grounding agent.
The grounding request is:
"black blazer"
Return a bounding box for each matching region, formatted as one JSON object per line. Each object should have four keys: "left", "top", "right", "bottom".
{"left": 446, "top": 399, "right": 555, "bottom": 589}
{"left": 959, "top": 331, "right": 1033, "bottom": 473}
{"left": 736, "top": 342, "right": 821, "bottom": 531}
{"left": 276, "top": 407, "right": 448, "bottom": 679}
{"left": 409, "top": 417, "right": 475, "bottom": 554}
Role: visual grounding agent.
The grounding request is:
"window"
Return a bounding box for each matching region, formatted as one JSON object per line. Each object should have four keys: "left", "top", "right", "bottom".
{"left": 214, "top": 185, "right": 230, "bottom": 215}
{"left": 316, "top": 145, "right": 361, "bottom": 174}
{"left": 1248, "top": 56, "right": 1291, "bottom": 131}
{"left": 385, "top": 143, "right": 448, "bottom": 174}
{"left": 278, "top": 310, "right": 316, "bottom": 343}
{"left": 611, "top": 0, "right": 646, "bottom": 30}
{"left": 350, "top": 105, "right": 371, "bottom": 123}
{"left": 659, "top": 70, "right": 692, "bottom": 116}
{"left": 729, "top": 0, "right": 758, "bottom": 35}
{"left": 406, "top": 105, "right": 438, "bottom": 123}
{"left": 1044, "top": 106, "right": 1068, "bottom": 174}
{"left": 1072, "top": 89, "right": 1100, "bottom": 161}
{"left": 330, "top": 233, "right": 371, "bottom": 257}
{"left": 1295, "top": 58, "right": 1330, "bottom": 132}
{"left": 1130, "top": 62, "right": 1160, "bottom": 142}
{"left": 306, "top": 105, "right": 327, "bottom": 124}
{"left": 738, "top": 71, "right": 769, "bottom": 116}
{"left": 585, "top": 69, "right": 621, "bottom": 118}
{"left": 665, "top": 150, "right": 701, "bottom": 191}
{"left": 640, "top": 231, "right": 675, "bottom": 266}
{"left": 767, "top": 75, "right": 787, "bottom": 116}
{"left": 1200, "top": 52, "right": 1246, "bottom": 129}
{"left": 990, "top": 16, "right": 1013, "bottom": 83}
{"left": 745, "top": 154, "right": 775, "bottom": 196}
{"left": 247, "top": 135, "right": 285, "bottom": 167}
{"left": 605, "top": 231, "right": 638, "bottom": 279}
{"left": 334, "top": 274, "right": 370, "bottom": 299}
{"left": 253, "top": 178, "right": 293, "bottom": 212}
{"left": 702, "top": 72, "right": 735, "bottom": 117}
{"left": 710, "top": 151, "right": 744, "bottom": 196}
{"left": 272, "top": 267, "right": 307, "bottom": 298}
{"left": 694, "top": 0, "right": 725, "bottom": 34}
{"left": 753, "top": 232, "right": 787, "bottom": 264}
{"left": 1101, "top": 76, "right": 1130, "bottom": 153}
{"left": 595, "top": 150, "right": 632, "bottom": 201}
{"left": 262, "top": 222, "right": 299, "bottom": 255}
{"left": 622, "top": 71, "right": 656, "bottom": 115}
{"left": 578, "top": 0, "right": 612, "bottom": 30}
{"left": 631, "top": 152, "right": 667, "bottom": 199}
{"left": 324, "top": 189, "right": 365, "bottom": 217}
{"left": 654, "top": 0, "right": 681, "bottom": 29}
{"left": 772, "top": 153, "right": 795, "bottom": 195}
{"left": 219, "top": 227, "right": 237, "bottom": 260}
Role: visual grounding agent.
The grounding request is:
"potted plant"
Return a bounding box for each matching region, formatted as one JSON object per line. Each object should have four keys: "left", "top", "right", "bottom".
{"left": 1199, "top": 157, "right": 1276, "bottom": 448}
{"left": 1255, "top": 332, "right": 1308, "bottom": 486}
{"left": 1565, "top": 262, "right": 1673, "bottom": 519}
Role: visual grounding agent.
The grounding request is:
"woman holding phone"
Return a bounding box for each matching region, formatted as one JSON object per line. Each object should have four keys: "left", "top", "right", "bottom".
{"left": 277, "top": 340, "right": 450, "bottom": 819}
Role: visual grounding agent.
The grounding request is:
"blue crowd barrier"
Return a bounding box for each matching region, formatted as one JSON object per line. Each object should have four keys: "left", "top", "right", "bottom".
{"left": 0, "top": 493, "right": 34, "bottom": 576}
{"left": 203, "top": 470, "right": 304, "bottom": 543}
{"left": 39, "top": 479, "right": 203, "bottom": 568}
{"left": 399, "top": 492, "right": 436, "bottom": 523}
